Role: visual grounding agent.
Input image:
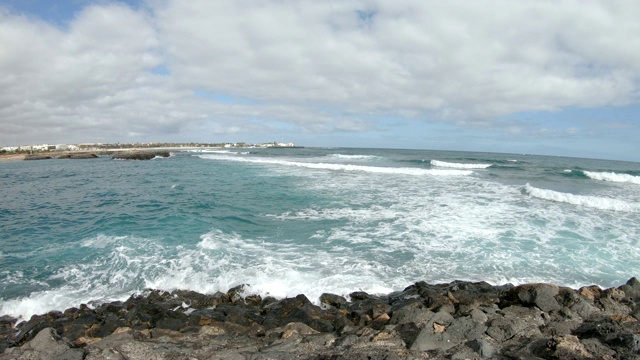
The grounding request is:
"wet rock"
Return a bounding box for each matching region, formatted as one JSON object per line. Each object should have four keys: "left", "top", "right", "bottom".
{"left": 112, "top": 151, "right": 170, "bottom": 160}
{"left": 58, "top": 153, "right": 99, "bottom": 159}
{"left": 320, "top": 293, "right": 347, "bottom": 309}
{"left": 171, "top": 289, "right": 226, "bottom": 308}
{"left": 12, "top": 311, "right": 62, "bottom": 346}
{"left": 262, "top": 294, "right": 335, "bottom": 332}
{"left": 0, "top": 316, "right": 17, "bottom": 354}
{"left": 62, "top": 312, "right": 100, "bottom": 342}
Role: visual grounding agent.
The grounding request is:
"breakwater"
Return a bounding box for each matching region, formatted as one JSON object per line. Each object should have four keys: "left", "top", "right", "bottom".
{"left": 2, "top": 278, "right": 639, "bottom": 359}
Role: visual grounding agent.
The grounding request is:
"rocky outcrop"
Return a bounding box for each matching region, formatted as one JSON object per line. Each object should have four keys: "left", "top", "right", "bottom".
{"left": 23, "top": 154, "right": 53, "bottom": 160}
{"left": 1, "top": 278, "right": 639, "bottom": 359}
{"left": 58, "top": 153, "right": 99, "bottom": 159}
{"left": 112, "top": 151, "right": 170, "bottom": 160}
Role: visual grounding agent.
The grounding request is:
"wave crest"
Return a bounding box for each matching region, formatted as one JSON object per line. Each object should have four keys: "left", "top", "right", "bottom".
{"left": 200, "top": 155, "right": 472, "bottom": 176}
{"left": 431, "top": 160, "right": 492, "bottom": 169}
{"left": 583, "top": 171, "right": 640, "bottom": 185}
{"left": 523, "top": 183, "right": 638, "bottom": 212}
{"left": 328, "top": 154, "right": 382, "bottom": 160}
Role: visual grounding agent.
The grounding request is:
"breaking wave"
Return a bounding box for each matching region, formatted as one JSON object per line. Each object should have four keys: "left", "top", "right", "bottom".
{"left": 200, "top": 155, "right": 473, "bottom": 176}
{"left": 327, "top": 154, "right": 382, "bottom": 160}
{"left": 583, "top": 171, "right": 640, "bottom": 185}
{"left": 523, "top": 183, "right": 639, "bottom": 212}
{"left": 431, "top": 160, "right": 492, "bottom": 169}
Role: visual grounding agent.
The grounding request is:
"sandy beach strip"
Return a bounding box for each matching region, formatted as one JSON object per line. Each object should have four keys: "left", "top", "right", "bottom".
{"left": 0, "top": 154, "right": 26, "bottom": 162}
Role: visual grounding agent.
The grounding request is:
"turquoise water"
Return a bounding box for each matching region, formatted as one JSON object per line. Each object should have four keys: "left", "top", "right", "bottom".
{"left": 1, "top": 148, "right": 639, "bottom": 320}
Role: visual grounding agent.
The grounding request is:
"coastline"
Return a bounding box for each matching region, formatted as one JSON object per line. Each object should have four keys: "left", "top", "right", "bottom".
{"left": 0, "top": 154, "right": 25, "bottom": 162}
{"left": 1, "top": 278, "right": 639, "bottom": 359}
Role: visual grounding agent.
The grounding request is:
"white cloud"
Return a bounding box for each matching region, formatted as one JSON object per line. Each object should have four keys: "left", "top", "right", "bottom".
{"left": 1, "top": 0, "right": 640, "bottom": 148}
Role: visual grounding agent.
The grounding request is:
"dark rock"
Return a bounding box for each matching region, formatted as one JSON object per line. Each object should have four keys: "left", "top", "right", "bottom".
{"left": 467, "top": 338, "right": 495, "bottom": 358}
{"left": 569, "top": 297, "right": 601, "bottom": 319}
{"left": 58, "top": 153, "right": 99, "bottom": 159}
{"left": 574, "top": 318, "right": 623, "bottom": 339}
{"left": 12, "top": 312, "right": 62, "bottom": 346}
{"left": 411, "top": 314, "right": 488, "bottom": 352}
{"left": 348, "top": 297, "right": 390, "bottom": 327}
{"left": 112, "top": 151, "right": 170, "bottom": 160}
{"left": 171, "top": 289, "right": 226, "bottom": 308}
{"left": 320, "top": 293, "right": 347, "bottom": 309}
{"left": 486, "top": 306, "right": 545, "bottom": 342}
{"left": 0, "top": 316, "right": 17, "bottom": 353}
{"left": 155, "top": 314, "right": 189, "bottom": 332}
{"left": 23, "top": 154, "right": 53, "bottom": 160}
{"left": 348, "top": 291, "right": 373, "bottom": 301}
{"left": 0, "top": 327, "right": 83, "bottom": 360}
{"left": 408, "top": 310, "right": 456, "bottom": 351}
{"left": 389, "top": 301, "right": 435, "bottom": 329}
{"left": 395, "top": 322, "right": 420, "bottom": 347}
{"left": 4, "top": 280, "right": 640, "bottom": 359}
{"left": 262, "top": 294, "right": 336, "bottom": 332}
{"left": 61, "top": 313, "right": 100, "bottom": 342}
{"left": 508, "top": 283, "right": 562, "bottom": 312}
{"left": 581, "top": 337, "right": 617, "bottom": 358}
{"left": 604, "top": 332, "right": 640, "bottom": 352}
{"left": 543, "top": 320, "right": 582, "bottom": 336}
{"left": 87, "top": 313, "right": 126, "bottom": 339}
{"left": 226, "top": 284, "right": 248, "bottom": 304}
{"left": 599, "top": 296, "right": 632, "bottom": 315}
{"left": 414, "top": 282, "right": 454, "bottom": 312}
{"left": 213, "top": 303, "right": 261, "bottom": 327}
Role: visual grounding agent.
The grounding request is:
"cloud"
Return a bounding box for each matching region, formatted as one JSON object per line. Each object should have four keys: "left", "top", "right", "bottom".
{"left": 1, "top": 0, "right": 640, "bottom": 151}
{"left": 155, "top": 0, "right": 640, "bottom": 120}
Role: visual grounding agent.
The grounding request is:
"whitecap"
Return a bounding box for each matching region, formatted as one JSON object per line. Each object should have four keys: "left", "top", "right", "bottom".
{"left": 523, "top": 183, "right": 639, "bottom": 212}
{"left": 327, "top": 154, "right": 382, "bottom": 160}
{"left": 200, "top": 155, "right": 472, "bottom": 176}
{"left": 583, "top": 171, "right": 640, "bottom": 185}
{"left": 430, "top": 160, "right": 492, "bottom": 169}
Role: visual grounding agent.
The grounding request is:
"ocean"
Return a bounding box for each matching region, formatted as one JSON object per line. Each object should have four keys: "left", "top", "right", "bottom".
{"left": 1, "top": 148, "right": 639, "bottom": 321}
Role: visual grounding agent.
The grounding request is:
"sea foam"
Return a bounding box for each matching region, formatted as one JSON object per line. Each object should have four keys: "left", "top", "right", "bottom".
{"left": 523, "top": 183, "right": 639, "bottom": 212}
{"left": 327, "top": 154, "right": 382, "bottom": 160}
{"left": 583, "top": 171, "right": 640, "bottom": 185}
{"left": 200, "top": 155, "right": 473, "bottom": 176}
{"left": 430, "top": 160, "right": 492, "bottom": 169}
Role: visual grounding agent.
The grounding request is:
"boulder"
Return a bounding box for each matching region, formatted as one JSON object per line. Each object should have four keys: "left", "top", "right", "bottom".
{"left": 508, "top": 283, "right": 562, "bottom": 312}
{"left": 0, "top": 328, "right": 83, "bottom": 360}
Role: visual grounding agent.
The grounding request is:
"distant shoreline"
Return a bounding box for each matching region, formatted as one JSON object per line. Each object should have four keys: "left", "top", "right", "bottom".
{"left": 0, "top": 145, "right": 303, "bottom": 163}
{"left": 0, "top": 147, "right": 200, "bottom": 163}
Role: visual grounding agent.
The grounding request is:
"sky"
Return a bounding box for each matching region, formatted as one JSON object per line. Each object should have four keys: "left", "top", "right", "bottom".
{"left": 1, "top": 1, "right": 639, "bottom": 162}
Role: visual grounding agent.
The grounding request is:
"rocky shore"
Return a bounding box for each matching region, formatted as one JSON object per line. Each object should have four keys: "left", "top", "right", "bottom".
{"left": 1, "top": 278, "right": 639, "bottom": 359}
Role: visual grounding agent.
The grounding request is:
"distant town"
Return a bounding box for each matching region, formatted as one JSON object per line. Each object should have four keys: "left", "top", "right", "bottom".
{"left": 1, "top": 141, "right": 299, "bottom": 154}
